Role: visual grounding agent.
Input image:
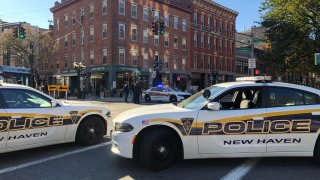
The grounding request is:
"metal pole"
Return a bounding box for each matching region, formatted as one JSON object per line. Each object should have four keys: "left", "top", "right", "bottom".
{"left": 251, "top": 33, "right": 254, "bottom": 76}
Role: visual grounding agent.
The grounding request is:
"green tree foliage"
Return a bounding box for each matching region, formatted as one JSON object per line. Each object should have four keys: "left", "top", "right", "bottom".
{"left": 260, "top": 0, "right": 320, "bottom": 85}
{"left": 0, "top": 24, "right": 58, "bottom": 87}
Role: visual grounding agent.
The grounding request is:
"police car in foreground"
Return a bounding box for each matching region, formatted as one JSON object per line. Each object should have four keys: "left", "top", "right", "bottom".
{"left": 142, "top": 86, "right": 191, "bottom": 103}
{"left": 112, "top": 76, "right": 320, "bottom": 170}
{"left": 0, "top": 83, "right": 112, "bottom": 154}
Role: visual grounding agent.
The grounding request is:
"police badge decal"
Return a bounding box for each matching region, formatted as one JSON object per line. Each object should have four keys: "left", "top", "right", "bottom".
{"left": 181, "top": 118, "right": 194, "bottom": 135}
{"left": 69, "top": 111, "right": 79, "bottom": 124}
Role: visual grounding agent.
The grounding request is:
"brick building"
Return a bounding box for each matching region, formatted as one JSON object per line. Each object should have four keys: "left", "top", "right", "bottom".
{"left": 47, "top": 0, "right": 237, "bottom": 94}
{"left": 190, "top": 0, "right": 238, "bottom": 90}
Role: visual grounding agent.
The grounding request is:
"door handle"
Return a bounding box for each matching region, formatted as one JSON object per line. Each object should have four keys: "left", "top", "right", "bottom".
{"left": 11, "top": 115, "right": 22, "bottom": 119}
{"left": 253, "top": 117, "right": 264, "bottom": 121}
{"left": 312, "top": 112, "right": 320, "bottom": 116}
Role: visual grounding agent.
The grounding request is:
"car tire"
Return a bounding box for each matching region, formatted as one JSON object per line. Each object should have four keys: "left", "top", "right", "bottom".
{"left": 139, "top": 129, "right": 178, "bottom": 171}
{"left": 170, "top": 95, "right": 177, "bottom": 103}
{"left": 314, "top": 136, "right": 320, "bottom": 163}
{"left": 76, "top": 116, "right": 106, "bottom": 145}
{"left": 145, "top": 95, "right": 151, "bottom": 103}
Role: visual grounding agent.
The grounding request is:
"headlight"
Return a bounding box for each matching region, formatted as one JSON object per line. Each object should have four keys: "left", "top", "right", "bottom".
{"left": 114, "top": 122, "right": 134, "bottom": 132}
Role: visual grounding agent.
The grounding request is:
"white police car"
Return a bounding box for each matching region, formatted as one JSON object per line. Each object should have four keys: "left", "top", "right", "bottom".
{"left": 0, "top": 83, "right": 112, "bottom": 153}
{"left": 112, "top": 76, "right": 320, "bottom": 170}
{"left": 142, "top": 86, "right": 191, "bottom": 103}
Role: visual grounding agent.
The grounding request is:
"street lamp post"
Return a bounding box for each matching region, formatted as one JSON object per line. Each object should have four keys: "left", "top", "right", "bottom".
{"left": 73, "top": 62, "right": 86, "bottom": 98}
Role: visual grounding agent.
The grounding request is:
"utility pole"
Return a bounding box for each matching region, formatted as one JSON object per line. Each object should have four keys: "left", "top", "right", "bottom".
{"left": 250, "top": 32, "right": 254, "bottom": 76}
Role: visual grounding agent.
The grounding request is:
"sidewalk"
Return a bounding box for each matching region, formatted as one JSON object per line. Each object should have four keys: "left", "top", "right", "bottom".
{"left": 67, "top": 96, "right": 134, "bottom": 103}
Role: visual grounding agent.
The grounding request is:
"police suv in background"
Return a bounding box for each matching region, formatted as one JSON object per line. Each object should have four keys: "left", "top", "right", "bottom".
{"left": 142, "top": 85, "right": 191, "bottom": 103}
{"left": 112, "top": 76, "right": 320, "bottom": 170}
{"left": 0, "top": 83, "right": 112, "bottom": 153}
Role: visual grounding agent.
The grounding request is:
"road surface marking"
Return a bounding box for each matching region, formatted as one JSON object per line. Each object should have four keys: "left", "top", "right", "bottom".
{"left": 220, "top": 158, "right": 261, "bottom": 180}
{"left": 0, "top": 142, "right": 112, "bottom": 175}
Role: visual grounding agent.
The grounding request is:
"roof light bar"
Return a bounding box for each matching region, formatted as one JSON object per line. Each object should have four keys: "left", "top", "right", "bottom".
{"left": 236, "top": 76, "right": 272, "bottom": 82}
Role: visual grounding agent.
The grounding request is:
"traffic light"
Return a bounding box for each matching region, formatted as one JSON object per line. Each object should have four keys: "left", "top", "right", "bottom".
{"left": 12, "top": 27, "right": 18, "bottom": 38}
{"left": 255, "top": 69, "right": 261, "bottom": 75}
{"left": 159, "top": 22, "right": 165, "bottom": 35}
{"left": 152, "top": 21, "right": 158, "bottom": 35}
{"left": 19, "top": 26, "right": 26, "bottom": 39}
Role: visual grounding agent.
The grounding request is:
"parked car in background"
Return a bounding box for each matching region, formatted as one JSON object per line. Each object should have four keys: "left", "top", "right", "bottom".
{"left": 142, "top": 85, "right": 191, "bottom": 103}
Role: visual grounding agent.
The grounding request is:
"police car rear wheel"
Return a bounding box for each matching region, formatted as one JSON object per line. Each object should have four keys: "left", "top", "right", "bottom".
{"left": 170, "top": 95, "right": 177, "bottom": 103}
{"left": 76, "top": 117, "right": 105, "bottom": 145}
{"left": 145, "top": 95, "right": 151, "bottom": 103}
{"left": 139, "top": 129, "right": 178, "bottom": 170}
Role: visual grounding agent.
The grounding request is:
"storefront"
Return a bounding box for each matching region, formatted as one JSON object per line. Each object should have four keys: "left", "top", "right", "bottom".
{"left": 0, "top": 66, "right": 30, "bottom": 85}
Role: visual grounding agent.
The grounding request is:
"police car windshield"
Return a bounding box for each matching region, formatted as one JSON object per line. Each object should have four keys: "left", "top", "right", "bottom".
{"left": 178, "top": 86, "right": 225, "bottom": 109}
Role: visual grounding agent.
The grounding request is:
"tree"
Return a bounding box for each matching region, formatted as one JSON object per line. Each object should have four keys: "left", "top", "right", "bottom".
{"left": 260, "top": 0, "right": 320, "bottom": 85}
{"left": 0, "top": 24, "right": 58, "bottom": 87}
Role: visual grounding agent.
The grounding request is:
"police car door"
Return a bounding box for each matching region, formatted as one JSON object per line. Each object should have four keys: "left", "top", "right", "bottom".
{"left": 0, "top": 88, "right": 68, "bottom": 149}
{"left": 0, "top": 101, "right": 8, "bottom": 149}
{"left": 149, "top": 87, "right": 159, "bottom": 101}
{"left": 197, "top": 86, "right": 268, "bottom": 154}
{"left": 266, "top": 86, "right": 320, "bottom": 152}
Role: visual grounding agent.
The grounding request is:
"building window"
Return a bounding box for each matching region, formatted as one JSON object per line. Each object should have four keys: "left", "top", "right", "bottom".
{"left": 174, "top": 57, "right": 178, "bottom": 70}
{"left": 182, "top": 19, "right": 186, "bottom": 32}
{"left": 213, "top": 56, "right": 217, "bottom": 70}
{"left": 90, "top": 27, "right": 94, "bottom": 42}
{"left": 72, "top": 12, "right": 76, "bottom": 24}
{"left": 131, "top": 4, "right": 137, "bottom": 18}
{"left": 174, "top": 36, "right": 178, "bottom": 49}
{"left": 225, "top": 58, "right": 228, "bottom": 71}
{"left": 230, "top": 24, "right": 234, "bottom": 38}
{"left": 194, "top": 54, "right": 198, "bottom": 69}
{"left": 230, "top": 41, "right": 233, "bottom": 54}
{"left": 201, "top": 54, "right": 205, "bottom": 69}
{"left": 119, "top": 0, "right": 125, "bottom": 15}
{"left": 201, "top": 33, "right": 204, "bottom": 48}
{"left": 207, "top": 16, "right": 211, "bottom": 30}
{"left": 214, "top": 18, "right": 217, "bottom": 32}
{"left": 154, "top": 35, "right": 159, "bottom": 46}
{"left": 164, "top": 34, "right": 169, "bottom": 47}
{"left": 219, "top": 38, "right": 222, "bottom": 52}
{"left": 225, "top": 40, "right": 228, "bottom": 52}
{"left": 208, "top": 55, "right": 211, "bottom": 69}
{"left": 102, "top": 24, "right": 107, "bottom": 39}
{"left": 119, "top": 48, "right": 125, "bottom": 65}
{"left": 143, "top": 29, "right": 149, "bottom": 44}
{"left": 90, "top": 4, "right": 94, "bottom": 18}
{"left": 214, "top": 37, "right": 217, "bottom": 51}
{"left": 164, "top": 54, "right": 169, "bottom": 68}
{"left": 220, "top": 57, "right": 223, "bottom": 70}
{"left": 207, "top": 36, "right": 211, "bottom": 49}
{"left": 220, "top": 20, "right": 223, "bottom": 34}
{"left": 174, "top": 16, "right": 179, "bottom": 30}
{"left": 102, "top": 48, "right": 107, "bottom": 64}
{"left": 164, "top": 14, "right": 169, "bottom": 27}
{"left": 90, "top": 50, "right": 94, "bottom": 65}
{"left": 200, "top": 14, "right": 204, "bottom": 29}
{"left": 143, "top": 7, "right": 149, "bottom": 21}
{"left": 64, "top": 14, "right": 68, "bottom": 26}
{"left": 80, "top": 8, "right": 85, "bottom": 23}
{"left": 64, "top": 35, "right": 68, "bottom": 47}
{"left": 119, "top": 23, "right": 125, "bottom": 39}
{"left": 193, "top": 12, "right": 197, "bottom": 25}
{"left": 143, "top": 52, "right": 149, "bottom": 67}
{"left": 182, "top": 57, "right": 186, "bottom": 71}
{"left": 131, "top": 26, "right": 137, "bottom": 42}
{"left": 132, "top": 52, "right": 138, "bottom": 66}
{"left": 225, "top": 22, "right": 228, "bottom": 35}
{"left": 64, "top": 55, "right": 68, "bottom": 68}
{"left": 182, "top": 38, "right": 187, "bottom": 51}
{"left": 153, "top": 11, "right": 159, "bottom": 21}
{"left": 56, "top": 18, "right": 60, "bottom": 30}
{"left": 102, "top": 0, "right": 107, "bottom": 14}
{"left": 194, "top": 32, "right": 197, "bottom": 47}
{"left": 72, "top": 32, "right": 76, "bottom": 46}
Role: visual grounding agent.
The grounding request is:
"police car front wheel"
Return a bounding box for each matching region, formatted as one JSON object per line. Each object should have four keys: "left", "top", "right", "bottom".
{"left": 139, "top": 129, "right": 178, "bottom": 171}
{"left": 76, "top": 116, "right": 106, "bottom": 145}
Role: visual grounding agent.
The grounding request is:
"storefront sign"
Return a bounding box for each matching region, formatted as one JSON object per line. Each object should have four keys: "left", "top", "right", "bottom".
{"left": 0, "top": 66, "right": 30, "bottom": 74}
{"left": 117, "top": 66, "right": 139, "bottom": 72}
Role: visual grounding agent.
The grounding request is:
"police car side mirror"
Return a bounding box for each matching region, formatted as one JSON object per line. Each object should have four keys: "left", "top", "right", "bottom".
{"left": 202, "top": 89, "right": 211, "bottom": 99}
{"left": 51, "top": 100, "right": 58, "bottom": 107}
{"left": 207, "top": 102, "right": 221, "bottom": 111}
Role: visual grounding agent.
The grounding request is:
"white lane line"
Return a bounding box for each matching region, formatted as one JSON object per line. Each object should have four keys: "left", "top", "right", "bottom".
{"left": 0, "top": 142, "right": 112, "bottom": 175}
{"left": 220, "top": 158, "right": 261, "bottom": 180}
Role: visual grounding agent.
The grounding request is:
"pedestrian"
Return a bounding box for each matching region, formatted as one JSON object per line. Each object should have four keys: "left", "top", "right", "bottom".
{"left": 133, "top": 81, "right": 141, "bottom": 104}
{"left": 122, "top": 81, "right": 129, "bottom": 102}
{"left": 43, "top": 82, "right": 48, "bottom": 94}
{"left": 96, "top": 85, "right": 100, "bottom": 98}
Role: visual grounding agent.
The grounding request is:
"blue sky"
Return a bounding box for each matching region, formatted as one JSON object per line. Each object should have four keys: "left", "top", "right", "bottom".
{"left": 0, "top": 0, "right": 264, "bottom": 31}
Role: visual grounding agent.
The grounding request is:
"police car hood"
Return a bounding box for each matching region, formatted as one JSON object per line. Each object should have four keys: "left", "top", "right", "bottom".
{"left": 114, "top": 104, "right": 182, "bottom": 122}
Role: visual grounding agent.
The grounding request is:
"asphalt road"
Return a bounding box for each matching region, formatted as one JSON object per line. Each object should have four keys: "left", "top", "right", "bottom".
{"left": 0, "top": 101, "right": 320, "bottom": 180}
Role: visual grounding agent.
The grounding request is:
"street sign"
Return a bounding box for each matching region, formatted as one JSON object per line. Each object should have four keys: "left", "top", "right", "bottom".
{"left": 57, "top": 86, "right": 69, "bottom": 92}
{"left": 151, "top": 71, "right": 156, "bottom": 78}
{"left": 315, "top": 53, "right": 320, "bottom": 65}
{"left": 48, "top": 85, "right": 57, "bottom": 91}
{"left": 248, "top": 58, "right": 256, "bottom": 69}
